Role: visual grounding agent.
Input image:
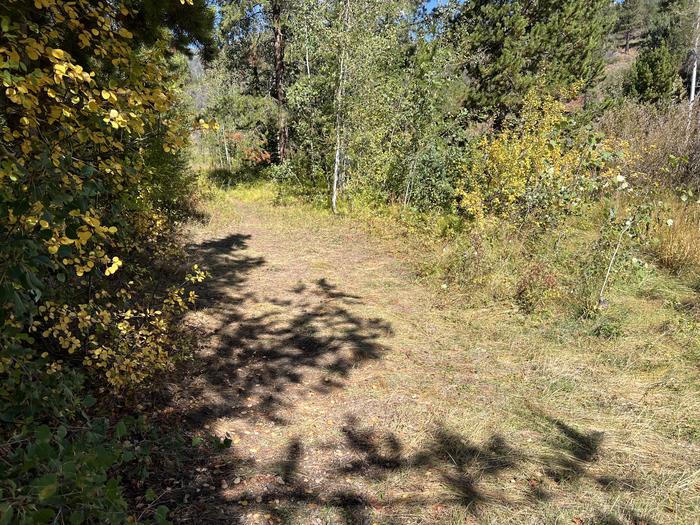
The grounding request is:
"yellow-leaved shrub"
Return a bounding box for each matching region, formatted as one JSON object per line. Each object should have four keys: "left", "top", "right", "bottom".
{"left": 455, "top": 92, "right": 621, "bottom": 227}
{"left": 1, "top": 0, "right": 205, "bottom": 393}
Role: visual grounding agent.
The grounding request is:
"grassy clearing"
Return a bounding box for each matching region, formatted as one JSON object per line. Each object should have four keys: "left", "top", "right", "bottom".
{"left": 180, "top": 175, "right": 700, "bottom": 524}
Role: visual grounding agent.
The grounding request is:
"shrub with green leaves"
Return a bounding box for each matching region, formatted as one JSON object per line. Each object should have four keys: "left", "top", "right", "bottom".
{"left": 627, "top": 41, "right": 681, "bottom": 104}
{"left": 1, "top": 413, "right": 129, "bottom": 524}
{"left": 1, "top": 1, "right": 213, "bottom": 522}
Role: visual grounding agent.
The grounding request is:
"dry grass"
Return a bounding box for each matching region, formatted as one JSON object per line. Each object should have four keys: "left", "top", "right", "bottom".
{"left": 599, "top": 101, "right": 700, "bottom": 189}
{"left": 652, "top": 200, "right": 700, "bottom": 277}
{"left": 176, "top": 180, "right": 700, "bottom": 524}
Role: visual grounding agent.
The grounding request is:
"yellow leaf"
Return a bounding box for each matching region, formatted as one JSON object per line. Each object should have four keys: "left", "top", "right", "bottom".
{"left": 77, "top": 230, "right": 92, "bottom": 243}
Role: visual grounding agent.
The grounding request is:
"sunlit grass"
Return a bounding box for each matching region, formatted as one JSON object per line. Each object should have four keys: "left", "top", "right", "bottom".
{"left": 189, "top": 175, "right": 700, "bottom": 524}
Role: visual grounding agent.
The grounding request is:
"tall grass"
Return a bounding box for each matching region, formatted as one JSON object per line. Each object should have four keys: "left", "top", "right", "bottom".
{"left": 652, "top": 200, "right": 700, "bottom": 276}
{"left": 599, "top": 100, "right": 700, "bottom": 187}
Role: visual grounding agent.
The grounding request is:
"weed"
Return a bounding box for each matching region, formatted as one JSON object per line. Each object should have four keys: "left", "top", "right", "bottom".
{"left": 590, "top": 315, "right": 625, "bottom": 339}
{"left": 515, "top": 262, "right": 559, "bottom": 313}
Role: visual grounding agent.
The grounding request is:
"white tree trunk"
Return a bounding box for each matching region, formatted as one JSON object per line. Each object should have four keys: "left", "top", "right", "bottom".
{"left": 687, "top": 0, "right": 700, "bottom": 140}
{"left": 403, "top": 156, "right": 417, "bottom": 207}
{"left": 221, "top": 125, "right": 231, "bottom": 170}
{"left": 217, "top": 143, "right": 224, "bottom": 170}
{"left": 331, "top": 52, "right": 345, "bottom": 214}
{"left": 304, "top": 18, "right": 311, "bottom": 78}
{"left": 303, "top": 11, "right": 320, "bottom": 181}
{"left": 691, "top": 0, "right": 700, "bottom": 103}
{"left": 331, "top": 0, "right": 350, "bottom": 214}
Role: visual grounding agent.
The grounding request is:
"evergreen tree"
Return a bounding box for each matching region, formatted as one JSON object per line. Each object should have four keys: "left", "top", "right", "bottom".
{"left": 616, "top": 0, "right": 657, "bottom": 52}
{"left": 216, "top": 0, "right": 290, "bottom": 162}
{"left": 126, "top": 0, "right": 217, "bottom": 61}
{"left": 628, "top": 40, "right": 681, "bottom": 102}
{"left": 641, "top": 0, "right": 697, "bottom": 97}
{"left": 648, "top": 0, "right": 695, "bottom": 60}
{"left": 446, "top": 0, "right": 614, "bottom": 121}
{"left": 217, "top": 1, "right": 268, "bottom": 95}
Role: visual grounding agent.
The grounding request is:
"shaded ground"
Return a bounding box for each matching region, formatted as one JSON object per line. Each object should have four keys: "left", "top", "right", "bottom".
{"left": 163, "top": 195, "right": 699, "bottom": 524}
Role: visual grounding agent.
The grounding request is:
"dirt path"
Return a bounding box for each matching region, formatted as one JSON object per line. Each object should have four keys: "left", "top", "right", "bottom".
{"left": 170, "top": 197, "right": 699, "bottom": 525}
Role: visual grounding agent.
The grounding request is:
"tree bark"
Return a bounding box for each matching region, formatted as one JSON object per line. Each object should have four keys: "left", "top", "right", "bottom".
{"left": 687, "top": 0, "right": 700, "bottom": 141}
{"left": 303, "top": 10, "right": 319, "bottom": 179}
{"left": 221, "top": 124, "right": 232, "bottom": 170}
{"left": 331, "top": 0, "right": 350, "bottom": 214}
{"left": 403, "top": 156, "right": 417, "bottom": 208}
{"left": 304, "top": 16, "right": 311, "bottom": 77}
{"left": 271, "top": 0, "right": 288, "bottom": 162}
{"left": 331, "top": 61, "right": 344, "bottom": 214}
{"left": 251, "top": 33, "right": 261, "bottom": 95}
{"left": 691, "top": 0, "right": 700, "bottom": 104}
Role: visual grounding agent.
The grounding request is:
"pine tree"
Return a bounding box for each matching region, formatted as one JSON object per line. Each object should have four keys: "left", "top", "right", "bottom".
{"left": 649, "top": 0, "right": 694, "bottom": 59}
{"left": 616, "top": 0, "right": 656, "bottom": 52}
{"left": 127, "top": 0, "right": 216, "bottom": 61}
{"left": 217, "top": 0, "right": 290, "bottom": 162}
{"left": 628, "top": 40, "right": 681, "bottom": 102}
{"left": 447, "top": 0, "right": 614, "bottom": 121}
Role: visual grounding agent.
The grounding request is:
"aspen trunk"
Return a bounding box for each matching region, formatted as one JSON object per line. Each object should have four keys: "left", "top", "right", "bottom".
{"left": 687, "top": 0, "right": 700, "bottom": 140}
{"left": 272, "top": 0, "right": 288, "bottom": 162}
{"left": 691, "top": 0, "right": 700, "bottom": 104}
{"left": 303, "top": 14, "right": 319, "bottom": 181}
{"left": 221, "top": 125, "right": 231, "bottom": 170}
{"left": 332, "top": 0, "right": 350, "bottom": 214}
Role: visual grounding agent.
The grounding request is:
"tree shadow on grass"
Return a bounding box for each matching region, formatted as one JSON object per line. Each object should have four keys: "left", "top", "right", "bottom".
{"left": 173, "top": 228, "right": 393, "bottom": 427}
{"left": 168, "top": 413, "right": 656, "bottom": 524}
{"left": 156, "top": 228, "right": 397, "bottom": 522}
{"left": 145, "top": 230, "right": 653, "bottom": 525}
{"left": 206, "top": 166, "right": 269, "bottom": 191}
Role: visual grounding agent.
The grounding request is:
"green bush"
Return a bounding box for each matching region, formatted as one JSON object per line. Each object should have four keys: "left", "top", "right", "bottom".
{"left": 627, "top": 42, "right": 681, "bottom": 104}
{"left": 0, "top": 363, "right": 129, "bottom": 524}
